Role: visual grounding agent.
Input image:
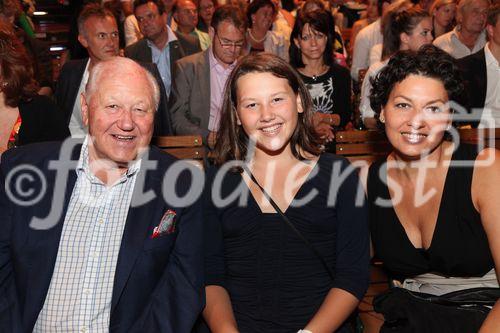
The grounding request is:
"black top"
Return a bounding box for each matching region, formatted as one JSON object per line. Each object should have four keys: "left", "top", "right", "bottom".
{"left": 367, "top": 144, "right": 494, "bottom": 281}
{"left": 204, "top": 153, "right": 369, "bottom": 332}
{"left": 17, "top": 94, "right": 70, "bottom": 146}
{"left": 299, "top": 64, "right": 352, "bottom": 128}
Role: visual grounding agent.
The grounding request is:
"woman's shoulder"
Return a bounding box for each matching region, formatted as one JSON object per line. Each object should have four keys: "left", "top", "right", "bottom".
{"left": 19, "top": 94, "right": 59, "bottom": 116}
{"left": 329, "top": 62, "right": 351, "bottom": 78}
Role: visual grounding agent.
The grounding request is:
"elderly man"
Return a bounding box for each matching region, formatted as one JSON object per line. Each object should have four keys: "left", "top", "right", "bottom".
{"left": 125, "top": 0, "right": 201, "bottom": 96}
{"left": 0, "top": 57, "right": 204, "bottom": 332}
{"left": 169, "top": 5, "right": 246, "bottom": 147}
{"left": 173, "top": 0, "right": 211, "bottom": 50}
{"left": 56, "top": 3, "right": 172, "bottom": 137}
{"left": 459, "top": 3, "right": 500, "bottom": 128}
{"left": 434, "top": 0, "right": 490, "bottom": 58}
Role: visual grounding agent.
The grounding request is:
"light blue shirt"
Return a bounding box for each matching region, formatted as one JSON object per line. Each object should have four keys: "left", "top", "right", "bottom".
{"left": 33, "top": 136, "right": 141, "bottom": 333}
{"left": 147, "top": 25, "right": 178, "bottom": 96}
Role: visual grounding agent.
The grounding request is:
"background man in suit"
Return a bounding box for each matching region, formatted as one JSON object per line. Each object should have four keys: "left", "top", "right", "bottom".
{"left": 433, "top": 0, "right": 490, "bottom": 59}
{"left": 0, "top": 56, "right": 204, "bottom": 332}
{"left": 125, "top": 0, "right": 201, "bottom": 97}
{"left": 169, "top": 5, "right": 246, "bottom": 148}
{"left": 458, "top": 3, "right": 500, "bottom": 128}
{"left": 55, "top": 3, "right": 172, "bottom": 137}
{"left": 173, "top": 0, "right": 211, "bottom": 50}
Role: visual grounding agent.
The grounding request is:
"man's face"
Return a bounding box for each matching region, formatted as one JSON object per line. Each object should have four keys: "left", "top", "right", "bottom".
{"left": 82, "top": 67, "right": 155, "bottom": 167}
{"left": 212, "top": 20, "right": 245, "bottom": 66}
{"left": 174, "top": 0, "right": 198, "bottom": 31}
{"left": 461, "top": 0, "right": 489, "bottom": 34}
{"left": 78, "top": 15, "right": 119, "bottom": 62}
{"left": 135, "top": 2, "right": 167, "bottom": 41}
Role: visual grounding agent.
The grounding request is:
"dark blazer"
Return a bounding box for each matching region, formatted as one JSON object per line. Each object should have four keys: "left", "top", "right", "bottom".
{"left": 54, "top": 59, "right": 173, "bottom": 135}
{"left": 457, "top": 48, "right": 487, "bottom": 128}
{"left": 0, "top": 141, "right": 204, "bottom": 332}
{"left": 169, "top": 49, "right": 211, "bottom": 137}
{"left": 17, "top": 94, "right": 69, "bottom": 146}
{"left": 124, "top": 33, "right": 201, "bottom": 80}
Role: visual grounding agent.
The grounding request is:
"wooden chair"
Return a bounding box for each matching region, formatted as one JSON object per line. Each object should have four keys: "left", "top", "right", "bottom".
{"left": 335, "top": 130, "right": 391, "bottom": 163}
{"left": 151, "top": 135, "right": 206, "bottom": 168}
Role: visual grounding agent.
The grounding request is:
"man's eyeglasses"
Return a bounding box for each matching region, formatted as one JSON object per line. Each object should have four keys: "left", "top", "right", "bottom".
{"left": 215, "top": 33, "right": 244, "bottom": 49}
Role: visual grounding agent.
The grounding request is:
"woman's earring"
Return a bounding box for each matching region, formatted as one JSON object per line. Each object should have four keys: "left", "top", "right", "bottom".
{"left": 379, "top": 114, "right": 385, "bottom": 123}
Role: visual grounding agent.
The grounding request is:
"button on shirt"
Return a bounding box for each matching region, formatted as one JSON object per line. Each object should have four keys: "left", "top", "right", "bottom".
{"left": 33, "top": 136, "right": 141, "bottom": 332}
{"left": 433, "top": 28, "right": 487, "bottom": 59}
{"left": 148, "top": 25, "right": 178, "bottom": 96}
{"left": 479, "top": 43, "right": 500, "bottom": 128}
{"left": 208, "top": 47, "right": 236, "bottom": 132}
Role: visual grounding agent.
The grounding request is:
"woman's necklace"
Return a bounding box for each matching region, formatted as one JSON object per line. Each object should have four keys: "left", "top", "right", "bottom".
{"left": 302, "top": 65, "right": 329, "bottom": 81}
{"left": 248, "top": 29, "right": 267, "bottom": 43}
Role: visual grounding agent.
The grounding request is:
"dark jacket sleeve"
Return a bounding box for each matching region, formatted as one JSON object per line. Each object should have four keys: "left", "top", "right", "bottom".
{"left": 18, "top": 95, "right": 70, "bottom": 146}
{"left": 0, "top": 155, "right": 24, "bottom": 332}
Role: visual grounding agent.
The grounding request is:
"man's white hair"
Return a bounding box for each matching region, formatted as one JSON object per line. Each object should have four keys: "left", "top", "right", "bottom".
{"left": 85, "top": 56, "right": 160, "bottom": 112}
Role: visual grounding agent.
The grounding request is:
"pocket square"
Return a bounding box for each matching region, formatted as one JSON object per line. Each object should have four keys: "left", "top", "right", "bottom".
{"left": 152, "top": 209, "right": 177, "bottom": 238}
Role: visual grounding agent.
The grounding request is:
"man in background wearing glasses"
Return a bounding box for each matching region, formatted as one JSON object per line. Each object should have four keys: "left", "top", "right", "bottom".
{"left": 169, "top": 5, "right": 246, "bottom": 148}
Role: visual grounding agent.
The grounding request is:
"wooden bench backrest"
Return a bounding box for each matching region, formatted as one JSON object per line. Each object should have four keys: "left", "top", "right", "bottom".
{"left": 152, "top": 135, "right": 205, "bottom": 167}
{"left": 335, "top": 130, "right": 391, "bottom": 162}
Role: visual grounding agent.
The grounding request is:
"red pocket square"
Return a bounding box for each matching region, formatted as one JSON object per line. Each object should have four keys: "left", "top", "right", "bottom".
{"left": 152, "top": 209, "right": 177, "bottom": 238}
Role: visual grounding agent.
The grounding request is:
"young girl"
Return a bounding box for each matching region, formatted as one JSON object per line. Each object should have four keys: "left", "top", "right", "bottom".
{"left": 202, "top": 53, "right": 369, "bottom": 333}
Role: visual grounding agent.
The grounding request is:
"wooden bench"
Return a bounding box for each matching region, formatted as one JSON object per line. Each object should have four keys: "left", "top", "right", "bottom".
{"left": 151, "top": 135, "right": 206, "bottom": 168}
{"left": 335, "top": 130, "right": 391, "bottom": 163}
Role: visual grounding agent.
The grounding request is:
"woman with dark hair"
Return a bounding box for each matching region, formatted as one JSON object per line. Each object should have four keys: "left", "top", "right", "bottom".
{"left": 301, "top": 0, "right": 348, "bottom": 61}
{"left": 245, "top": 0, "right": 289, "bottom": 61}
{"left": 197, "top": 0, "right": 217, "bottom": 33}
{"left": 367, "top": 45, "right": 500, "bottom": 331}
{"left": 0, "top": 21, "right": 68, "bottom": 153}
{"left": 360, "top": 4, "right": 433, "bottom": 129}
{"left": 289, "top": 9, "right": 352, "bottom": 143}
{"left": 202, "top": 53, "right": 369, "bottom": 332}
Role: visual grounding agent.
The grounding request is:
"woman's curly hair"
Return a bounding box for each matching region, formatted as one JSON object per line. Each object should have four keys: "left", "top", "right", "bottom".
{"left": 369, "top": 45, "right": 465, "bottom": 116}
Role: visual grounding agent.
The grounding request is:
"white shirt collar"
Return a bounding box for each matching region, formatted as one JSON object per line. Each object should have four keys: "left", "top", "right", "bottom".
{"left": 484, "top": 42, "right": 499, "bottom": 67}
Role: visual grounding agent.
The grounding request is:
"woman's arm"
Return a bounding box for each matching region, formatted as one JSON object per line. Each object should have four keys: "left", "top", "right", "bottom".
{"left": 301, "top": 158, "right": 370, "bottom": 332}
{"left": 203, "top": 285, "right": 239, "bottom": 333}
{"left": 473, "top": 148, "right": 500, "bottom": 333}
{"left": 302, "top": 288, "right": 359, "bottom": 332}
{"left": 202, "top": 169, "right": 239, "bottom": 332}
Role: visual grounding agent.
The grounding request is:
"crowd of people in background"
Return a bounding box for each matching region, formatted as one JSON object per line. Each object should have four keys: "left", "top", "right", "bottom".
{"left": 0, "top": 0, "right": 499, "bottom": 332}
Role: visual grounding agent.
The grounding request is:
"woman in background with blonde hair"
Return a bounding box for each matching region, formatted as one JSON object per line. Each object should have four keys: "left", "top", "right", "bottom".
{"left": 429, "top": 0, "right": 456, "bottom": 38}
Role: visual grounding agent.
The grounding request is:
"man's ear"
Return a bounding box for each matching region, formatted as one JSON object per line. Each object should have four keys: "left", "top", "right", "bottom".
{"left": 296, "top": 94, "right": 303, "bottom": 114}
{"left": 81, "top": 93, "right": 90, "bottom": 127}
{"left": 486, "top": 24, "right": 494, "bottom": 40}
{"left": 400, "top": 32, "right": 410, "bottom": 45}
{"left": 209, "top": 26, "right": 215, "bottom": 40}
{"left": 78, "top": 34, "right": 88, "bottom": 48}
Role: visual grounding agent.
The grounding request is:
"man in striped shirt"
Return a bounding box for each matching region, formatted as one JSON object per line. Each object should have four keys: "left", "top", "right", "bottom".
{"left": 0, "top": 57, "right": 204, "bottom": 332}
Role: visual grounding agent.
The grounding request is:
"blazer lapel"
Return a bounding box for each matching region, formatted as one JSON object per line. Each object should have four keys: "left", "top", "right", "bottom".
{"left": 199, "top": 50, "right": 211, "bottom": 130}
{"left": 25, "top": 143, "right": 81, "bottom": 328}
{"left": 110, "top": 148, "right": 165, "bottom": 313}
{"left": 65, "top": 59, "right": 88, "bottom": 125}
{"left": 478, "top": 50, "right": 487, "bottom": 105}
{"left": 169, "top": 41, "right": 184, "bottom": 74}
